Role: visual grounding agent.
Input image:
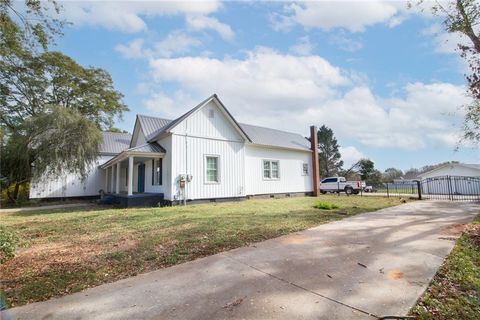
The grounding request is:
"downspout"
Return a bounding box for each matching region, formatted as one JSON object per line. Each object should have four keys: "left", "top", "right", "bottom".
{"left": 184, "top": 119, "right": 188, "bottom": 206}
{"left": 310, "top": 126, "right": 320, "bottom": 196}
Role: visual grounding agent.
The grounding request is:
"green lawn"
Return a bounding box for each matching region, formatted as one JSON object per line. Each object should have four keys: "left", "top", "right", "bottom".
{"left": 411, "top": 216, "right": 480, "bottom": 320}
{"left": 0, "top": 195, "right": 405, "bottom": 307}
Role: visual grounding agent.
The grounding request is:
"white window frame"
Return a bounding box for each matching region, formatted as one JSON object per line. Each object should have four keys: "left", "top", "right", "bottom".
{"left": 263, "top": 160, "right": 280, "bottom": 180}
{"left": 302, "top": 163, "right": 309, "bottom": 176}
{"left": 204, "top": 155, "right": 220, "bottom": 184}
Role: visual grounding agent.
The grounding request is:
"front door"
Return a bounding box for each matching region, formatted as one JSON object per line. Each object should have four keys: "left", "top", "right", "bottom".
{"left": 138, "top": 163, "right": 145, "bottom": 193}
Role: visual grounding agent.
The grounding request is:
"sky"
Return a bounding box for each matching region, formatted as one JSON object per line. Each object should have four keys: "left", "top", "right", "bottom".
{"left": 38, "top": 0, "right": 480, "bottom": 171}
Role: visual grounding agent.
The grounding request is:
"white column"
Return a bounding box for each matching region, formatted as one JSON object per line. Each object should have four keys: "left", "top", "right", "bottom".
{"left": 110, "top": 165, "right": 114, "bottom": 194}
{"left": 128, "top": 156, "right": 133, "bottom": 196}
{"left": 105, "top": 168, "right": 109, "bottom": 192}
{"left": 115, "top": 163, "right": 121, "bottom": 194}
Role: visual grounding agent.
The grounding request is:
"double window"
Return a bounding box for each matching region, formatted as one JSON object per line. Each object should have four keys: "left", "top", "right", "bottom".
{"left": 205, "top": 156, "right": 219, "bottom": 183}
{"left": 152, "top": 158, "right": 162, "bottom": 185}
{"left": 263, "top": 160, "right": 279, "bottom": 180}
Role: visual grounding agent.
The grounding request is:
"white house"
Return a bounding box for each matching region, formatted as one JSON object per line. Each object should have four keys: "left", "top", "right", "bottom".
{"left": 29, "top": 94, "right": 320, "bottom": 206}
{"left": 418, "top": 163, "right": 480, "bottom": 195}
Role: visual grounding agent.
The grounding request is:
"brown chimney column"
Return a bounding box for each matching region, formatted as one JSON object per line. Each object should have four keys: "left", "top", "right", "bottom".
{"left": 310, "top": 125, "right": 320, "bottom": 196}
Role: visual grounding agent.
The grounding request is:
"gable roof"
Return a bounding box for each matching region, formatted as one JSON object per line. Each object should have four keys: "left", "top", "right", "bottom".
{"left": 100, "top": 132, "right": 131, "bottom": 155}
{"left": 147, "top": 94, "right": 251, "bottom": 143}
{"left": 137, "top": 115, "right": 172, "bottom": 141}
{"left": 132, "top": 94, "right": 311, "bottom": 152}
{"left": 239, "top": 123, "right": 311, "bottom": 151}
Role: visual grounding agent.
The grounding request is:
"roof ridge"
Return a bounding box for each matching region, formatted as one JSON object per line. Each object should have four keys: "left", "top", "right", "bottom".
{"left": 137, "top": 114, "right": 173, "bottom": 122}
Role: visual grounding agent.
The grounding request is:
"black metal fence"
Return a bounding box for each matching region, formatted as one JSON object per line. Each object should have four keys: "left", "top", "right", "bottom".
{"left": 370, "top": 176, "right": 480, "bottom": 201}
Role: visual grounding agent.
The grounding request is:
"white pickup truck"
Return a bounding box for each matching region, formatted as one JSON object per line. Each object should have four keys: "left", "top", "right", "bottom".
{"left": 320, "top": 177, "right": 365, "bottom": 195}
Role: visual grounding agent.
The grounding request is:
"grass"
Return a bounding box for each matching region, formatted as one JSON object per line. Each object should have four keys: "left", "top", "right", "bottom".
{"left": 410, "top": 216, "right": 480, "bottom": 320}
{"left": 313, "top": 201, "right": 339, "bottom": 210}
{"left": 0, "top": 195, "right": 405, "bottom": 308}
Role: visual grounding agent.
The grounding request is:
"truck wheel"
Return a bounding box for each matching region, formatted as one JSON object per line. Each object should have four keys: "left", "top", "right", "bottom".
{"left": 320, "top": 190, "right": 327, "bottom": 194}
{"left": 344, "top": 186, "right": 353, "bottom": 195}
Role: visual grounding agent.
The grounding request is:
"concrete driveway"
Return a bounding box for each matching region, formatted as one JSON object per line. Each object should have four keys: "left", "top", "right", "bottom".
{"left": 8, "top": 200, "right": 479, "bottom": 320}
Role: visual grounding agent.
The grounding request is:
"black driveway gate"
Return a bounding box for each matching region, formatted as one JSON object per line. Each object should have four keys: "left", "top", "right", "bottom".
{"left": 419, "top": 175, "right": 480, "bottom": 201}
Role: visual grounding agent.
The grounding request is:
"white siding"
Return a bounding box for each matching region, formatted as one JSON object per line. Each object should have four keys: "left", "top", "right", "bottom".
{"left": 171, "top": 100, "right": 243, "bottom": 142}
{"left": 131, "top": 121, "right": 146, "bottom": 147}
{"left": 245, "top": 145, "right": 313, "bottom": 195}
{"left": 170, "top": 135, "right": 245, "bottom": 201}
{"left": 29, "top": 156, "right": 112, "bottom": 198}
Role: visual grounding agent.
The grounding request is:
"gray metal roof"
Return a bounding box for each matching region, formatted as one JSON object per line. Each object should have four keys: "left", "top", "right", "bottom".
{"left": 137, "top": 115, "right": 172, "bottom": 141}
{"left": 239, "top": 123, "right": 311, "bottom": 151}
{"left": 100, "top": 132, "right": 132, "bottom": 155}
{"left": 126, "top": 142, "right": 166, "bottom": 154}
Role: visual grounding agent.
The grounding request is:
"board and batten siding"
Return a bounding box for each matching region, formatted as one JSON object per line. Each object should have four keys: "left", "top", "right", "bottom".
{"left": 170, "top": 100, "right": 244, "bottom": 143}
{"left": 169, "top": 100, "right": 246, "bottom": 201}
{"left": 29, "top": 155, "right": 111, "bottom": 198}
{"left": 170, "top": 135, "right": 245, "bottom": 201}
{"left": 244, "top": 145, "right": 313, "bottom": 195}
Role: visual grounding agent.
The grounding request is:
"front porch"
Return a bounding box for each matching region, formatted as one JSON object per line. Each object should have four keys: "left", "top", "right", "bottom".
{"left": 100, "top": 143, "right": 166, "bottom": 207}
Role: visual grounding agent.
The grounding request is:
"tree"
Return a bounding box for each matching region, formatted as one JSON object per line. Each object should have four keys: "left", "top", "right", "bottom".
{"left": 317, "top": 125, "right": 344, "bottom": 178}
{"left": 383, "top": 168, "right": 404, "bottom": 182}
{"left": 356, "top": 159, "right": 383, "bottom": 187}
{"left": 0, "top": 1, "right": 128, "bottom": 203}
{"left": 414, "top": 0, "right": 480, "bottom": 143}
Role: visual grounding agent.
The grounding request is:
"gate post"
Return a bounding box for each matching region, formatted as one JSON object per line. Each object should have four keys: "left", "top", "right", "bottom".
{"left": 386, "top": 183, "right": 389, "bottom": 198}
{"left": 415, "top": 180, "right": 422, "bottom": 200}
{"left": 447, "top": 175, "right": 453, "bottom": 201}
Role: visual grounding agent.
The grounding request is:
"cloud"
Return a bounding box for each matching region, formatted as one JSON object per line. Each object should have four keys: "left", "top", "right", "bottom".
{"left": 115, "top": 38, "right": 148, "bottom": 59}
{"left": 329, "top": 31, "right": 363, "bottom": 52}
{"left": 155, "top": 31, "right": 203, "bottom": 57}
{"left": 289, "top": 36, "right": 314, "bottom": 55}
{"left": 115, "top": 31, "right": 202, "bottom": 59}
{"left": 144, "top": 48, "right": 469, "bottom": 151}
{"left": 60, "top": 1, "right": 222, "bottom": 33}
{"left": 272, "top": 0, "right": 409, "bottom": 32}
{"left": 340, "top": 146, "right": 365, "bottom": 167}
{"left": 186, "top": 15, "right": 235, "bottom": 40}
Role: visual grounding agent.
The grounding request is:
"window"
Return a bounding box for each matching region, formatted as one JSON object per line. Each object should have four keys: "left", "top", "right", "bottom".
{"left": 321, "top": 178, "right": 337, "bottom": 183}
{"left": 263, "top": 160, "right": 280, "bottom": 180}
{"left": 205, "top": 156, "right": 219, "bottom": 183}
{"left": 152, "top": 159, "right": 162, "bottom": 185}
{"left": 302, "top": 163, "right": 309, "bottom": 176}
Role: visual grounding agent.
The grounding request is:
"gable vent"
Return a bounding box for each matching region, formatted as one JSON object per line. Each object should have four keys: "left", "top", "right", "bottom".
{"left": 208, "top": 109, "right": 214, "bottom": 118}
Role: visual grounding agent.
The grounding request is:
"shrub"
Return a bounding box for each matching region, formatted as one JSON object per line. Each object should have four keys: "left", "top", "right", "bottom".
{"left": 0, "top": 225, "right": 19, "bottom": 264}
{"left": 314, "top": 201, "right": 339, "bottom": 210}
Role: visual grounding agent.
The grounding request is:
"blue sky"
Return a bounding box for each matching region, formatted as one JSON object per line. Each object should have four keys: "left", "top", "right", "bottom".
{"left": 46, "top": 0, "right": 478, "bottom": 171}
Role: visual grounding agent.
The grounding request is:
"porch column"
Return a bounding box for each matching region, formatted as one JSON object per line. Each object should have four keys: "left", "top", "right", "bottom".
{"left": 110, "top": 165, "right": 114, "bottom": 194}
{"left": 128, "top": 156, "right": 133, "bottom": 196}
{"left": 104, "top": 168, "right": 109, "bottom": 192}
{"left": 115, "top": 163, "right": 120, "bottom": 194}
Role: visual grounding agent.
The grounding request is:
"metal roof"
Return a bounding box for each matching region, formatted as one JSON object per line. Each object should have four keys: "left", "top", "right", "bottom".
{"left": 137, "top": 115, "right": 172, "bottom": 141}
{"left": 100, "top": 132, "right": 132, "bottom": 155}
{"left": 125, "top": 142, "right": 166, "bottom": 154}
{"left": 239, "top": 123, "right": 311, "bottom": 151}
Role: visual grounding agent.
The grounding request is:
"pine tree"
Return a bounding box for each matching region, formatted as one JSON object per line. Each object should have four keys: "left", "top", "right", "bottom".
{"left": 317, "top": 125, "right": 344, "bottom": 178}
